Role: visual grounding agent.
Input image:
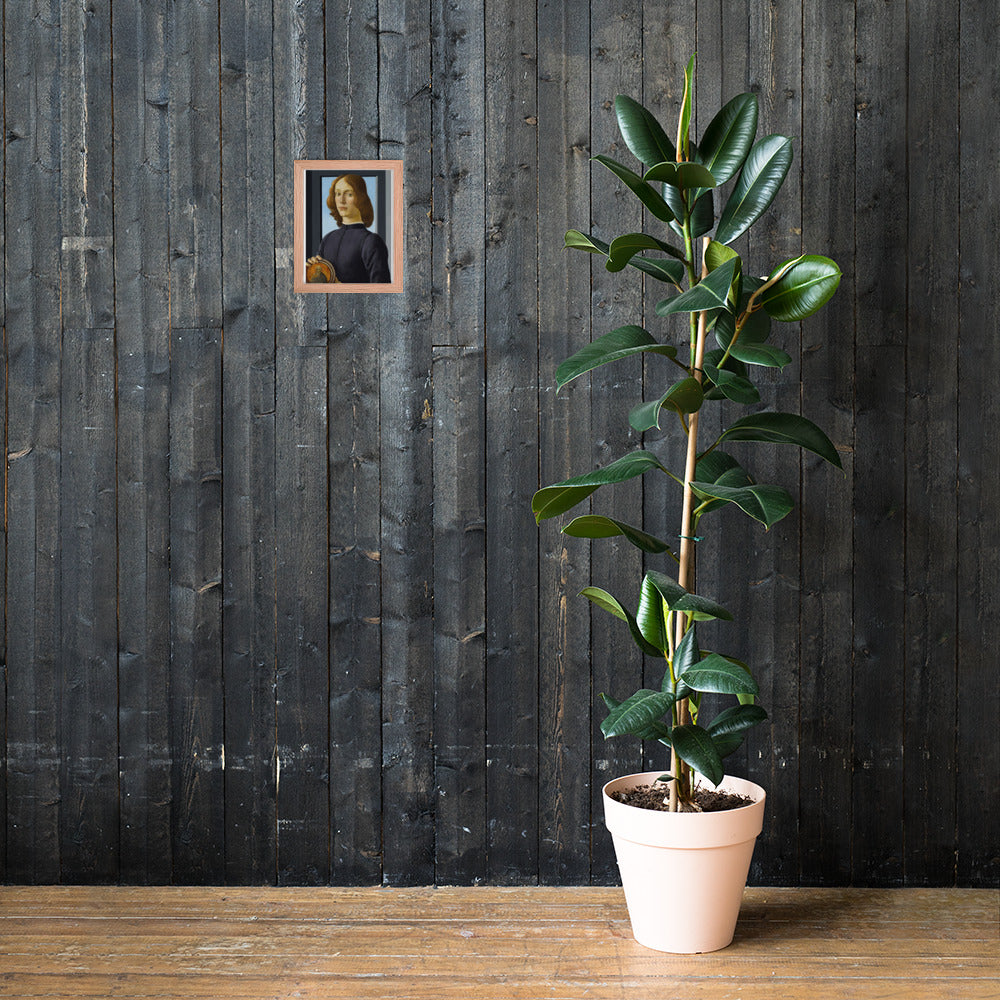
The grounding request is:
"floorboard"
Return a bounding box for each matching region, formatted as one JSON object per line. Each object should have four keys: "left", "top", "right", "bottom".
{"left": 0, "top": 887, "right": 996, "bottom": 999}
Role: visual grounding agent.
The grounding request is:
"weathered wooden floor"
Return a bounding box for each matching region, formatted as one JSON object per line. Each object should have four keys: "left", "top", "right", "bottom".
{"left": 0, "top": 887, "right": 996, "bottom": 999}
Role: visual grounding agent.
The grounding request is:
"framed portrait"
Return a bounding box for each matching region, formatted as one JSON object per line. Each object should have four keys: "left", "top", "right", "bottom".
{"left": 294, "top": 159, "right": 404, "bottom": 293}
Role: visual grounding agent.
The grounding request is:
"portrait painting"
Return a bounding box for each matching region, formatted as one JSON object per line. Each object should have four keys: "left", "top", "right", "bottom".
{"left": 294, "top": 160, "right": 404, "bottom": 293}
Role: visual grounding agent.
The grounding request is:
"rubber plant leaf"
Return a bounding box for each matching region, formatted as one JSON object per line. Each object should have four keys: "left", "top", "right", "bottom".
{"left": 614, "top": 95, "right": 676, "bottom": 167}
{"left": 581, "top": 587, "right": 664, "bottom": 658}
{"left": 689, "top": 480, "right": 794, "bottom": 529}
{"left": 670, "top": 724, "right": 724, "bottom": 787}
{"left": 644, "top": 570, "right": 734, "bottom": 621}
{"left": 697, "top": 92, "right": 759, "bottom": 184}
{"left": 717, "top": 411, "right": 843, "bottom": 469}
{"left": 629, "top": 377, "right": 705, "bottom": 432}
{"left": 532, "top": 451, "right": 666, "bottom": 522}
{"left": 657, "top": 257, "right": 740, "bottom": 316}
{"left": 556, "top": 325, "right": 678, "bottom": 391}
{"left": 602, "top": 689, "right": 676, "bottom": 739}
{"left": 682, "top": 653, "right": 760, "bottom": 696}
{"left": 592, "top": 155, "right": 675, "bottom": 223}
{"left": 715, "top": 134, "right": 794, "bottom": 244}
{"left": 759, "top": 255, "right": 842, "bottom": 321}
{"left": 561, "top": 515, "right": 676, "bottom": 558}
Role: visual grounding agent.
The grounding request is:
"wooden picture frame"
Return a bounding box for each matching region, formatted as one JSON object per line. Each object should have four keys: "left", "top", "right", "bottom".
{"left": 294, "top": 159, "right": 404, "bottom": 293}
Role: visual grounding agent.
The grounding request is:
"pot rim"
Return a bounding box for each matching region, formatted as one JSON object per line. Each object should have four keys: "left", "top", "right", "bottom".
{"left": 601, "top": 770, "right": 767, "bottom": 823}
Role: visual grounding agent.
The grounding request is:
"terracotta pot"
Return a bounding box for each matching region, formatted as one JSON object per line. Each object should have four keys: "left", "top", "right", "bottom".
{"left": 603, "top": 771, "right": 766, "bottom": 953}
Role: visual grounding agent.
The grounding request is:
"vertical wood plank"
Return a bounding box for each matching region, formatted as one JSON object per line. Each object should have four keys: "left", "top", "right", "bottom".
{"left": 169, "top": 328, "right": 225, "bottom": 883}
{"left": 327, "top": 309, "right": 383, "bottom": 886}
{"left": 324, "top": 0, "right": 382, "bottom": 887}
{"left": 4, "top": 0, "right": 63, "bottom": 884}
{"left": 272, "top": 0, "right": 330, "bottom": 886}
{"left": 587, "top": 0, "right": 645, "bottom": 884}
{"left": 537, "top": 0, "right": 593, "bottom": 885}
{"left": 113, "top": 0, "right": 174, "bottom": 884}
{"left": 799, "top": 0, "right": 856, "bottom": 885}
{"left": 378, "top": 0, "right": 436, "bottom": 887}
{"left": 431, "top": 0, "right": 488, "bottom": 885}
{"left": 431, "top": 345, "right": 487, "bottom": 883}
{"left": 60, "top": 0, "right": 114, "bottom": 329}
{"left": 324, "top": 0, "right": 384, "bottom": 888}
{"left": 58, "top": 329, "right": 118, "bottom": 882}
{"left": 739, "top": 0, "right": 804, "bottom": 885}
{"left": 484, "top": 0, "right": 539, "bottom": 885}
{"left": 904, "top": 0, "right": 959, "bottom": 886}
{"left": 852, "top": 0, "right": 907, "bottom": 886}
{"left": 168, "top": 0, "right": 223, "bottom": 328}
{"left": 957, "top": 0, "right": 1000, "bottom": 890}
{"left": 220, "top": 0, "right": 278, "bottom": 885}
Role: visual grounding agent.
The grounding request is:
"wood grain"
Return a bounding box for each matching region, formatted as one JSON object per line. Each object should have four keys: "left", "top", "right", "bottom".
{"left": 0, "top": 887, "right": 995, "bottom": 999}
{"left": 587, "top": 0, "right": 646, "bottom": 884}
{"left": 852, "top": 0, "right": 908, "bottom": 887}
{"left": 112, "top": 0, "right": 174, "bottom": 886}
{"left": 0, "top": 0, "right": 996, "bottom": 891}
{"left": 483, "top": 0, "right": 540, "bottom": 884}
{"left": 219, "top": 0, "right": 278, "bottom": 886}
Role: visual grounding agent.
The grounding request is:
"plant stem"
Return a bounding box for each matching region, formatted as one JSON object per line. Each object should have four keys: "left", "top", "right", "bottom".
{"left": 669, "top": 237, "right": 711, "bottom": 812}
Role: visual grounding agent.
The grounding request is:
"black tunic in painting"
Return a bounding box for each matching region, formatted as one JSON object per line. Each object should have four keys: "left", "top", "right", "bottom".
{"left": 318, "top": 223, "right": 391, "bottom": 283}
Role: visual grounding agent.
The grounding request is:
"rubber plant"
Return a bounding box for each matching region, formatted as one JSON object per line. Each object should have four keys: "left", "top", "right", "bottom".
{"left": 533, "top": 57, "right": 842, "bottom": 812}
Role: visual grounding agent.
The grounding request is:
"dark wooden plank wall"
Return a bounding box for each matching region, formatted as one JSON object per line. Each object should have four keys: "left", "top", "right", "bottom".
{"left": 1, "top": 0, "right": 997, "bottom": 888}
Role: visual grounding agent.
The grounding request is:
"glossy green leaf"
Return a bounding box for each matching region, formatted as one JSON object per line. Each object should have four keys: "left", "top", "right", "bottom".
{"left": 607, "top": 232, "right": 686, "bottom": 272}
{"left": 702, "top": 364, "right": 760, "bottom": 404}
{"left": 556, "top": 325, "right": 678, "bottom": 390}
{"left": 715, "top": 134, "right": 794, "bottom": 244}
{"left": 671, "top": 724, "right": 724, "bottom": 786}
{"left": 629, "top": 377, "right": 704, "bottom": 432}
{"left": 657, "top": 258, "right": 739, "bottom": 316}
{"left": 582, "top": 588, "right": 663, "bottom": 658}
{"left": 614, "top": 95, "right": 676, "bottom": 167}
{"left": 654, "top": 291, "right": 681, "bottom": 314}
{"left": 602, "top": 689, "right": 675, "bottom": 739}
{"left": 645, "top": 570, "right": 734, "bottom": 622}
{"left": 636, "top": 574, "right": 669, "bottom": 653}
{"left": 695, "top": 449, "right": 748, "bottom": 486}
{"left": 718, "top": 412, "right": 843, "bottom": 469}
{"left": 728, "top": 343, "right": 792, "bottom": 368}
{"left": 707, "top": 703, "right": 768, "bottom": 738}
{"left": 592, "top": 155, "right": 675, "bottom": 223}
{"left": 690, "top": 480, "right": 794, "bottom": 529}
{"left": 628, "top": 256, "right": 686, "bottom": 285}
{"left": 682, "top": 653, "right": 759, "bottom": 696}
{"left": 705, "top": 240, "right": 739, "bottom": 272}
{"left": 564, "top": 229, "right": 610, "bottom": 255}
{"left": 688, "top": 188, "right": 715, "bottom": 239}
{"left": 532, "top": 451, "right": 667, "bottom": 522}
{"left": 692, "top": 450, "right": 752, "bottom": 514}
{"left": 711, "top": 731, "right": 745, "bottom": 759}
{"left": 701, "top": 349, "right": 751, "bottom": 401}
{"left": 760, "top": 255, "right": 842, "bottom": 321}
{"left": 698, "top": 92, "right": 759, "bottom": 184}
{"left": 714, "top": 307, "right": 771, "bottom": 350}
{"left": 600, "top": 693, "right": 671, "bottom": 742}
{"left": 562, "top": 515, "right": 676, "bottom": 557}
{"left": 672, "top": 625, "right": 700, "bottom": 699}
{"left": 644, "top": 161, "right": 717, "bottom": 189}
{"left": 676, "top": 55, "right": 695, "bottom": 161}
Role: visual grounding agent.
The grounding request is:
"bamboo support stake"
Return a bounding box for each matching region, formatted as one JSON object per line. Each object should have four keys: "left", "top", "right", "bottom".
{"left": 669, "top": 238, "right": 711, "bottom": 811}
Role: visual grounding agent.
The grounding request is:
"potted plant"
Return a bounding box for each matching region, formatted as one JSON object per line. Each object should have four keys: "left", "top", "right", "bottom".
{"left": 532, "top": 56, "right": 842, "bottom": 953}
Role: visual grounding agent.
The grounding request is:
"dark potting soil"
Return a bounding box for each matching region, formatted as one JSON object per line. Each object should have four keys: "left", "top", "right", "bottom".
{"left": 610, "top": 783, "right": 754, "bottom": 813}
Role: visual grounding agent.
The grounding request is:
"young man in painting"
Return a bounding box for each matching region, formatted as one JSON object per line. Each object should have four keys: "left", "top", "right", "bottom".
{"left": 306, "top": 174, "right": 391, "bottom": 284}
